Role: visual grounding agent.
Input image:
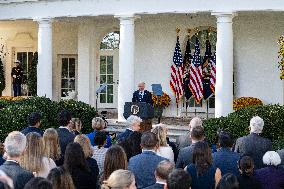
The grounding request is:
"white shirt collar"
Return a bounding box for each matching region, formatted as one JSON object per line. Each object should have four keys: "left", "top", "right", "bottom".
{"left": 59, "top": 126, "right": 71, "bottom": 132}
{"left": 156, "top": 181, "right": 166, "bottom": 185}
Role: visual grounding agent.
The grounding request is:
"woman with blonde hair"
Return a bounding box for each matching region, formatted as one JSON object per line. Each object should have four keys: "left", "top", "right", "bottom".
{"left": 43, "top": 128, "right": 61, "bottom": 165}
{"left": 21, "top": 132, "right": 56, "bottom": 178}
{"left": 87, "top": 117, "right": 112, "bottom": 147}
{"left": 102, "top": 169, "right": 136, "bottom": 189}
{"left": 71, "top": 118, "right": 82, "bottom": 135}
{"left": 151, "top": 124, "right": 174, "bottom": 163}
{"left": 47, "top": 167, "right": 75, "bottom": 189}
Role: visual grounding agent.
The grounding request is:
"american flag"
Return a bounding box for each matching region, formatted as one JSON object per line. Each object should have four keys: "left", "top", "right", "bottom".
{"left": 170, "top": 36, "right": 184, "bottom": 104}
{"left": 189, "top": 38, "right": 203, "bottom": 104}
{"left": 210, "top": 53, "right": 216, "bottom": 92}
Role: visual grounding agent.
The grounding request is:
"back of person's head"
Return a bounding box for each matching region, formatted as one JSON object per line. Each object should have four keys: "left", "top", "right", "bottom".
{"left": 218, "top": 131, "right": 234, "bottom": 148}
{"left": 152, "top": 124, "right": 168, "bottom": 147}
{"left": 141, "top": 131, "right": 158, "bottom": 150}
{"left": 155, "top": 160, "right": 174, "bottom": 181}
{"left": 216, "top": 173, "right": 239, "bottom": 189}
{"left": 127, "top": 115, "right": 142, "bottom": 132}
{"left": 23, "top": 177, "right": 52, "bottom": 189}
{"left": 21, "top": 132, "right": 44, "bottom": 173}
{"left": 238, "top": 156, "right": 255, "bottom": 176}
{"left": 192, "top": 141, "right": 212, "bottom": 176}
{"left": 58, "top": 110, "right": 72, "bottom": 127}
{"left": 94, "top": 131, "right": 107, "bottom": 147}
{"left": 71, "top": 118, "right": 81, "bottom": 130}
{"left": 47, "top": 167, "right": 75, "bottom": 189}
{"left": 190, "top": 126, "right": 205, "bottom": 141}
{"left": 103, "top": 145, "right": 127, "bottom": 180}
{"left": 4, "top": 131, "right": 26, "bottom": 158}
{"left": 27, "top": 112, "right": 41, "bottom": 127}
{"left": 189, "top": 117, "right": 202, "bottom": 131}
{"left": 92, "top": 117, "right": 106, "bottom": 131}
{"left": 249, "top": 116, "right": 264, "bottom": 134}
{"left": 263, "top": 151, "right": 281, "bottom": 166}
{"left": 166, "top": 169, "right": 191, "bottom": 189}
{"left": 64, "top": 142, "right": 88, "bottom": 174}
{"left": 74, "top": 134, "right": 93, "bottom": 158}
{"left": 43, "top": 128, "right": 61, "bottom": 161}
{"left": 101, "top": 169, "right": 135, "bottom": 189}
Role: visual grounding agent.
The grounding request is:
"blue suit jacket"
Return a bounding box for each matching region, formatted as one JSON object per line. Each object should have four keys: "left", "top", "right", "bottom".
{"left": 132, "top": 90, "right": 153, "bottom": 105}
{"left": 128, "top": 151, "right": 167, "bottom": 189}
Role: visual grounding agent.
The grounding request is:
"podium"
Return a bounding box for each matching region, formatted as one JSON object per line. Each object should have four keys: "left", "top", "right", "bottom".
{"left": 123, "top": 102, "right": 154, "bottom": 120}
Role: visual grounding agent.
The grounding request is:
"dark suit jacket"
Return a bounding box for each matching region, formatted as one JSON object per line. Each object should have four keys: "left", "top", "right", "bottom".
{"left": 116, "top": 128, "right": 133, "bottom": 142}
{"left": 144, "top": 182, "right": 165, "bottom": 189}
{"left": 234, "top": 133, "right": 272, "bottom": 169}
{"left": 56, "top": 127, "right": 75, "bottom": 165}
{"left": 21, "top": 126, "right": 44, "bottom": 136}
{"left": 128, "top": 151, "right": 167, "bottom": 189}
{"left": 277, "top": 149, "right": 284, "bottom": 169}
{"left": 132, "top": 90, "right": 153, "bottom": 105}
{"left": 0, "top": 161, "right": 34, "bottom": 189}
{"left": 176, "top": 143, "right": 196, "bottom": 169}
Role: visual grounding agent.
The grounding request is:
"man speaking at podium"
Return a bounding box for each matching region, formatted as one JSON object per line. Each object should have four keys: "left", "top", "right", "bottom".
{"left": 132, "top": 82, "right": 153, "bottom": 105}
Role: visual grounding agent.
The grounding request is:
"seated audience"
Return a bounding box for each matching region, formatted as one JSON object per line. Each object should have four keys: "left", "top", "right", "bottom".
{"left": 234, "top": 116, "right": 272, "bottom": 169}
{"left": 254, "top": 151, "right": 284, "bottom": 189}
{"left": 213, "top": 131, "right": 240, "bottom": 176}
{"left": 21, "top": 132, "right": 56, "bottom": 178}
{"left": 216, "top": 173, "right": 239, "bottom": 189}
{"left": 152, "top": 124, "right": 174, "bottom": 163}
{"left": 74, "top": 135, "right": 99, "bottom": 182}
{"left": 185, "top": 141, "right": 221, "bottom": 189}
{"left": 176, "top": 117, "right": 202, "bottom": 150}
{"left": 176, "top": 126, "right": 205, "bottom": 169}
{"left": 0, "top": 131, "right": 34, "bottom": 189}
{"left": 118, "top": 131, "right": 142, "bottom": 161}
{"left": 116, "top": 115, "right": 142, "bottom": 142}
{"left": 56, "top": 110, "right": 75, "bottom": 165}
{"left": 165, "top": 169, "right": 191, "bottom": 189}
{"left": 47, "top": 167, "right": 75, "bottom": 189}
{"left": 92, "top": 131, "right": 108, "bottom": 173}
{"left": 144, "top": 160, "right": 174, "bottom": 189}
{"left": 64, "top": 142, "right": 97, "bottom": 189}
{"left": 101, "top": 145, "right": 128, "bottom": 183}
{"left": 101, "top": 169, "right": 136, "bottom": 189}
{"left": 277, "top": 149, "right": 284, "bottom": 169}
{"left": 237, "top": 156, "right": 261, "bottom": 189}
{"left": 43, "top": 128, "right": 61, "bottom": 166}
{"left": 21, "top": 112, "right": 43, "bottom": 136}
{"left": 71, "top": 118, "right": 82, "bottom": 135}
{"left": 87, "top": 117, "right": 112, "bottom": 147}
{"left": 128, "top": 132, "right": 167, "bottom": 189}
{"left": 23, "top": 177, "right": 52, "bottom": 189}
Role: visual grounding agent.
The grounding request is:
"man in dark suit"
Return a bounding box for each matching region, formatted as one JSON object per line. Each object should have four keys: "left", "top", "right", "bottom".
{"left": 144, "top": 160, "right": 174, "bottom": 189}
{"left": 56, "top": 110, "right": 75, "bottom": 165}
{"left": 128, "top": 132, "right": 167, "bottom": 189}
{"left": 0, "top": 131, "right": 34, "bottom": 189}
{"left": 176, "top": 126, "right": 205, "bottom": 169}
{"left": 132, "top": 82, "right": 153, "bottom": 105}
{"left": 234, "top": 116, "right": 272, "bottom": 169}
{"left": 21, "top": 112, "right": 44, "bottom": 136}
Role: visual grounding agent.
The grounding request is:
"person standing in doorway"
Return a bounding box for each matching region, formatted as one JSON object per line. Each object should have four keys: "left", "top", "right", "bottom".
{"left": 11, "top": 60, "right": 23, "bottom": 97}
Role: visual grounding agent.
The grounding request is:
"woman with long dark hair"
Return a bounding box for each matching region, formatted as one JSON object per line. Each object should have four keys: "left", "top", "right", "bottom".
{"left": 185, "top": 141, "right": 221, "bottom": 189}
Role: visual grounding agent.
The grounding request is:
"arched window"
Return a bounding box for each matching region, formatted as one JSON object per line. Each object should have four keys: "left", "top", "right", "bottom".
{"left": 100, "top": 31, "right": 120, "bottom": 50}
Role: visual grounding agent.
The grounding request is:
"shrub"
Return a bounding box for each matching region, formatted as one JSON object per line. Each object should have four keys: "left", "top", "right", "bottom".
{"left": 204, "top": 104, "right": 284, "bottom": 150}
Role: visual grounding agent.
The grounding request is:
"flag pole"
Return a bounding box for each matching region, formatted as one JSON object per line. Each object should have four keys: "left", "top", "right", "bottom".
{"left": 206, "top": 100, "right": 209, "bottom": 119}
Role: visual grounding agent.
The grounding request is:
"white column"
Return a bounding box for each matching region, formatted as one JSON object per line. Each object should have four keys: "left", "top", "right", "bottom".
{"left": 116, "top": 15, "right": 136, "bottom": 121}
{"left": 212, "top": 12, "right": 235, "bottom": 118}
{"left": 37, "top": 19, "right": 53, "bottom": 99}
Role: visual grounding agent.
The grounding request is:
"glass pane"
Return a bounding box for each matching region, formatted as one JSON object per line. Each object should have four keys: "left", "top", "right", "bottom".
{"left": 100, "top": 75, "right": 106, "bottom": 84}
{"left": 61, "top": 89, "right": 68, "bottom": 97}
{"left": 209, "top": 96, "right": 215, "bottom": 108}
{"left": 100, "top": 93, "right": 106, "bottom": 103}
{"left": 188, "top": 98, "right": 195, "bottom": 107}
{"left": 107, "top": 94, "right": 113, "bottom": 103}
{"left": 100, "top": 56, "right": 106, "bottom": 74}
{"left": 61, "top": 79, "right": 68, "bottom": 88}
{"left": 107, "top": 85, "right": 113, "bottom": 95}
{"left": 107, "top": 56, "right": 113, "bottom": 74}
{"left": 62, "top": 58, "right": 68, "bottom": 78}
{"left": 28, "top": 52, "right": 33, "bottom": 71}
{"left": 69, "top": 79, "right": 75, "bottom": 90}
{"left": 100, "top": 31, "right": 120, "bottom": 50}
{"left": 69, "top": 58, "right": 76, "bottom": 78}
{"left": 107, "top": 75, "right": 113, "bottom": 84}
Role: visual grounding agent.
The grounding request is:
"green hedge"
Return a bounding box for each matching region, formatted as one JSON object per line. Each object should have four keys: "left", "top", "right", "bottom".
{"left": 203, "top": 104, "right": 284, "bottom": 150}
{"left": 0, "top": 97, "right": 97, "bottom": 142}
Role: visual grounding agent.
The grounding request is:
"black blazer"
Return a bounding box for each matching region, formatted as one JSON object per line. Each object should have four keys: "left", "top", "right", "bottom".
{"left": 144, "top": 183, "right": 165, "bottom": 189}
{"left": 56, "top": 127, "right": 75, "bottom": 165}
{"left": 132, "top": 90, "right": 153, "bottom": 105}
{"left": 0, "top": 161, "right": 34, "bottom": 189}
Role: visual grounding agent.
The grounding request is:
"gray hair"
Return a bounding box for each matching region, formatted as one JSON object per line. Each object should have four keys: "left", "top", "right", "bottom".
{"left": 249, "top": 116, "right": 264, "bottom": 134}
{"left": 127, "top": 115, "right": 142, "bottom": 127}
{"left": 4, "top": 131, "right": 26, "bottom": 158}
{"left": 263, "top": 151, "right": 281, "bottom": 166}
{"left": 189, "top": 117, "right": 203, "bottom": 131}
